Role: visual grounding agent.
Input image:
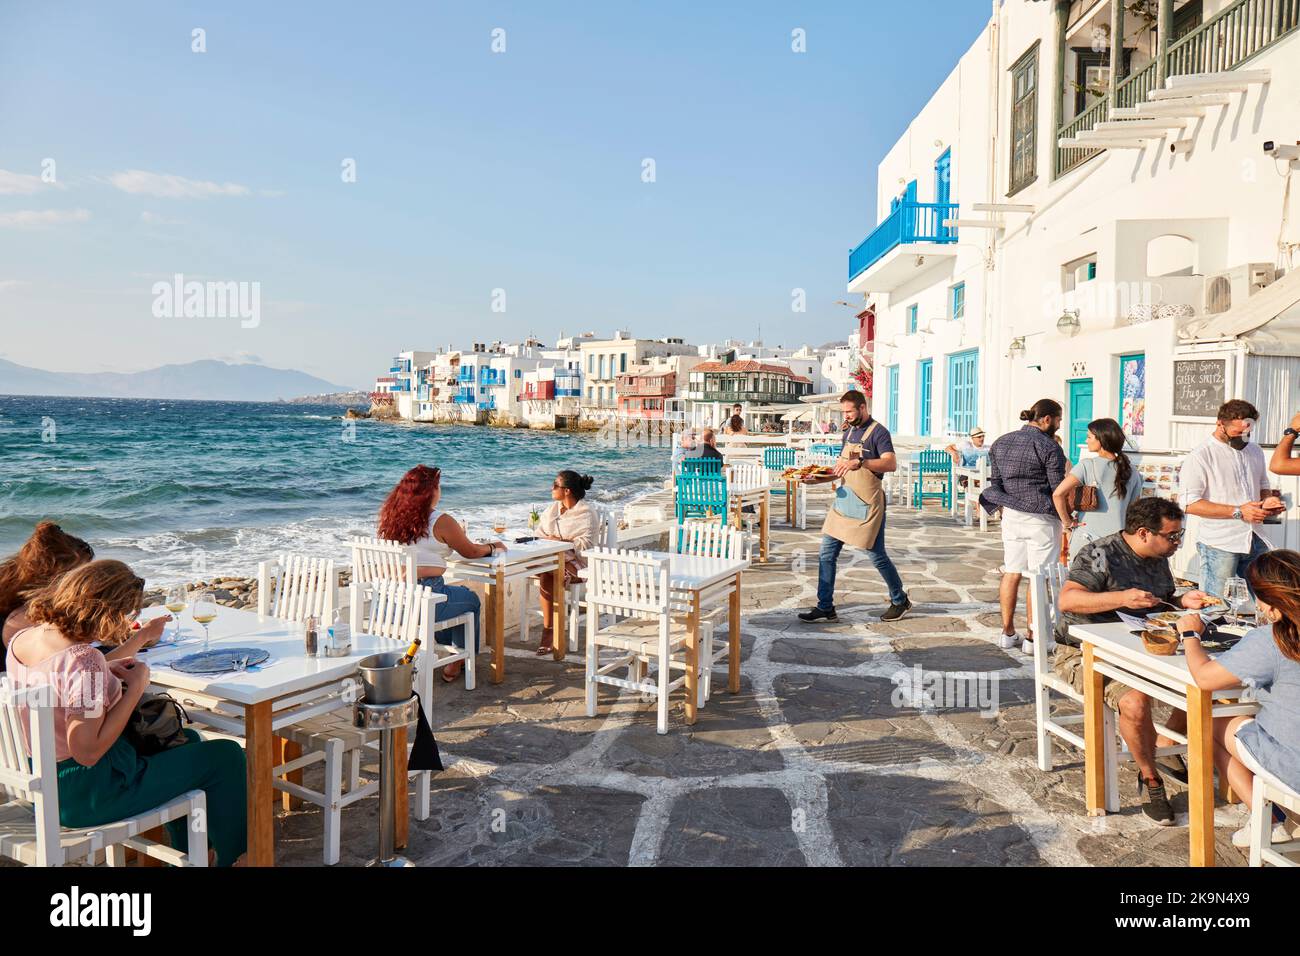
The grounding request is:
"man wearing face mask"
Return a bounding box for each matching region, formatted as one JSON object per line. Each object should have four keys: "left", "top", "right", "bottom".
{"left": 1180, "top": 399, "right": 1279, "bottom": 600}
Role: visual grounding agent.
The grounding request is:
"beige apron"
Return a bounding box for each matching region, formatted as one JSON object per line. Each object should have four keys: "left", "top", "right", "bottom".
{"left": 820, "top": 421, "right": 886, "bottom": 550}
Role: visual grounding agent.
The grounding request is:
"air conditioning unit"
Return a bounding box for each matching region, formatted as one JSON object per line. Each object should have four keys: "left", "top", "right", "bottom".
{"left": 1204, "top": 263, "right": 1276, "bottom": 315}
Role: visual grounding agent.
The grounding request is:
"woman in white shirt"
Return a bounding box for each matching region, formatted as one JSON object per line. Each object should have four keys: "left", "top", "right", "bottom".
{"left": 377, "top": 465, "right": 506, "bottom": 683}
{"left": 533, "top": 471, "right": 599, "bottom": 655}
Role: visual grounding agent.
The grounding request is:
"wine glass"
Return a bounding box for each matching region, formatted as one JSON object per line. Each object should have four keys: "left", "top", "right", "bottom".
{"left": 191, "top": 590, "right": 218, "bottom": 651}
{"left": 164, "top": 585, "right": 187, "bottom": 641}
{"left": 1224, "top": 577, "right": 1250, "bottom": 628}
{"left": 492, "top": 513, "right": 507, "bottom": 536}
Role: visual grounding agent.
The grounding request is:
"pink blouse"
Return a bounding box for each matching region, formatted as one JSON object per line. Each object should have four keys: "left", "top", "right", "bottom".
{"left": 5, "top": 627, "right": 122, "bottom": 763}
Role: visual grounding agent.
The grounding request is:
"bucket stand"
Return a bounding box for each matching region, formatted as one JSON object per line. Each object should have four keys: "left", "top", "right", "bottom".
{"left": 354, "top": 694, "right": 420, "bottom": 867}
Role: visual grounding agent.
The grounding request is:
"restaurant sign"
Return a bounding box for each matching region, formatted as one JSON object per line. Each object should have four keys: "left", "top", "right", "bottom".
{"left": 1172, "top": 358, "right": 1227, "bottom": 418}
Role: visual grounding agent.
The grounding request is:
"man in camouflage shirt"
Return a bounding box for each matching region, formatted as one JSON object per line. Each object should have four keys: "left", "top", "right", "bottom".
{"left": 1055, "top": 497, "right": 1217, "bottom": 825}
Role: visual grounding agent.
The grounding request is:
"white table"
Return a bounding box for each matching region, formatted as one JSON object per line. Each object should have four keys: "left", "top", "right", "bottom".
{"left": 955, "top": 458, "right": 990, "bottom": 530}
{"left": 137, "top": 605, "right": 415, "bottom": 866}
{"left": 633, "top": 550, "right": 750, "bottom": 724}
{"left": 1069, "top": 621, "right": 1258, "bottom": 868}
{"left": 444, "top": 537, "right": 572, "bottom": 683}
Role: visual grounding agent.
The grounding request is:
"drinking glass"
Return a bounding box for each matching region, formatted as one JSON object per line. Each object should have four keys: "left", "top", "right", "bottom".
{"left": 1224, "top": 577, "right": 1249, "bottom": 628}
{"left": 164, "top": 585, "right": 188, "bottom": 641}
{"left": 191, "top": 590, "right": 218, "bottom": 651}
{"left": 492, "top": 513, "right": 507, "bottom": 536}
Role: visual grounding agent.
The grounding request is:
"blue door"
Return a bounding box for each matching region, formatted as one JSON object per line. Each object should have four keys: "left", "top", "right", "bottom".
{"left": 887, "top": 365, "right": 899, "bottom": 433}
{"left": 935, "top": 149, "right": 951, "bottom": 206}
{"left": 946, "top": 349, "right": 978, "bottom": 434}
{"left": 918, "top": 359, "right": 933, "bottom": 436}
{"left": 1067, "top": 379, "right": 1093, "bottom": 462}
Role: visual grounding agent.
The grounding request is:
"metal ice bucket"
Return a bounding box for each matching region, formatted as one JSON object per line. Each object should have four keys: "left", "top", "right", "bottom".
{"left": 357, "top": 652, "right": 414, "bottom": 705}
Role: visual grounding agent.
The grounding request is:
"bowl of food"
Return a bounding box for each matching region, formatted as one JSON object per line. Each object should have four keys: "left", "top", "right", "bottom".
{"left": 1141, "top": 627, "right": 1180, "bottom": 656}
{"left": 1146, "top": 611, "right": 1185, "bottom": 628}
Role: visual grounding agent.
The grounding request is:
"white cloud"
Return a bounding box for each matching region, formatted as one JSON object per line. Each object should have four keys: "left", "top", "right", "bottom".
{"left": 0, "top": 279, "right": 30, "bottom": 292}
{"left": 0, "top": 169, "right": 61, "bottom": 195}
{"left": 108, "top": 170, "right": 250, "bottom": 199}
{"left": 141, "top": 211, "right": 186, "bottom": 226}
{"left": 0, "top": 208, "right": 91, "bottom": 228}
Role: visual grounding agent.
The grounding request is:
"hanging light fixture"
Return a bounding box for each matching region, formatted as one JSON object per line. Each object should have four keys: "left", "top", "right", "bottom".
{"left": 1007, "top": 336, "right": 1027, "bottom": 358}
{"left": 1056, "top": 309, "right": 1081, "bottom": 337}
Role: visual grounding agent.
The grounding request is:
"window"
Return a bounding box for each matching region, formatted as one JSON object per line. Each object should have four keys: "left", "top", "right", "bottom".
{"left": 917, "top": 359, "right": 933, "bottom": 436}
{"left": 587, "top": 355, "right": 593, "bottom": 373}
{"left": 950, "top": 282, "right": 966, "bottom": 320}
{"left": 620, "top": 354, "right": 627, "bottom": 373}
{"left": 946, "top": 350, "right": 978, "bottom": 434}
{"left": 599, "top": 355, "right": 606, "bottom": 379}
{"left": 1062, "top": 253, "right": 1098, "bottom": 292}
{"left": 514, "top": 368, "right": 521, "bottom": 378}
{"left": 907, "top": 304, "right": 919, "bottom": 334}
{"left": 1009, "top": 44, "right": 1039, "bottom": 195}
{"left": 887, "top": 366, "right": 900, "bottom": 433}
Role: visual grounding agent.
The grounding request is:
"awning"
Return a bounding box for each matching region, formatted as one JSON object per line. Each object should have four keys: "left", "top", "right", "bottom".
{"left": 781, "top": 406, "right": 819, "bottom": 422}
{"left": 1179, "top": 268, "right": 1300, "bottom": 353}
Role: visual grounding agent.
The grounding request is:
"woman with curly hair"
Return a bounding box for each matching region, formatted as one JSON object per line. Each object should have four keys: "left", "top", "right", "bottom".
{"left": 377, "top": 465, "right": 505, "bottom": 683}
{"left": 1, "top": 522, "right": 170, "bottom": 659}
{"left": 6, "top": 560, "right": 247, "bottom": 865}
{"left": 1181, "top": 549, "right": 1300, "bottom": 847}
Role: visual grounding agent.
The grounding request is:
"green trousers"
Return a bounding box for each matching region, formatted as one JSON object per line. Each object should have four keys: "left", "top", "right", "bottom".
{"left": 57, "top": 729, "right": 247, "bottom": 866}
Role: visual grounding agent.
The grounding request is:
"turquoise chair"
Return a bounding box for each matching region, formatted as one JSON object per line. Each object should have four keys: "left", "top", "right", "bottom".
{"left": 680, "top": 457, "right": 723, "bottom": 477}
{"left": 675, "top": 473, "right": 728, "bottom": 526}
{"left": 762, "top": 447, "right": 796, "bottom": 471}
{"left": 912, "top": 449, "right": 952, "bottom": 510}
{"left": 810, "top": 443, "right": 840, "bottom": 457}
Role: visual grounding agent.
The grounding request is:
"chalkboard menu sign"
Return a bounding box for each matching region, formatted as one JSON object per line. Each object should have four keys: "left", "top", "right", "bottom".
{"left": 1173, "top": 359, "right": 1227, "bottom": 417}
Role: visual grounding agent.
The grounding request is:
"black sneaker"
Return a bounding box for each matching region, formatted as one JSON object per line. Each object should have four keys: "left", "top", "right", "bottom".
{"left": 1138, "top": 776, "right": 1175, "bottom": 826}
{"left": 798, "top": 606, "right": 837, "bottom": 623}
{"left": 1155, "top": 754, "right": 1189, "bottom": 787}
{"left": 880, "top": 597, "right": 912, "bottom": 622}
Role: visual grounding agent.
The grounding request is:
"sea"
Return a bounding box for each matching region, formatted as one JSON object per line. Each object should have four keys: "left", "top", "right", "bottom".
{"left": 0, "top": 396, "right": 671, "bottom": 587}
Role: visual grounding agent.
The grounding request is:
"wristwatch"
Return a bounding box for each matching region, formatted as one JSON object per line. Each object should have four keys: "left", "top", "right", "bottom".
{"left": 1231, "top": 506, "right": 1243, "bottom": 520}
{"left": 1179, "top": 629, "right": 1200, "bottom": 641}
{"left": 1285, "top": 428, "right": 1299, "bottom": 439}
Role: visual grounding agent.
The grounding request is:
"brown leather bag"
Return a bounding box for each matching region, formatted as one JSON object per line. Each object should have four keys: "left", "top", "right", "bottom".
{"left": 1073, "top": 484, "right": 1101, "bottom": 512}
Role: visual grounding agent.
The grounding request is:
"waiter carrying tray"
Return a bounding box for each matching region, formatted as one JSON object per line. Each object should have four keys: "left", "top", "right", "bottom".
{"left": 798, "top": 390, "right": 912, "bottom": 623}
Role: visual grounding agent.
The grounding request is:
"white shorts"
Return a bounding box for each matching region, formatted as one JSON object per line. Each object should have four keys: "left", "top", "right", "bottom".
{"left": 1000, "top": 508, "right": 1062, "bottom": 574}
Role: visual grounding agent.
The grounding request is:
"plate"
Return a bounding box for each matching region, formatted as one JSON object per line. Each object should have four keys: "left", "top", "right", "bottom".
{"left": 1146, "top": 611, "right": 1185, "bottom": 627}
{"left": 168, "top": 647, "right": 271, "bottom": 675}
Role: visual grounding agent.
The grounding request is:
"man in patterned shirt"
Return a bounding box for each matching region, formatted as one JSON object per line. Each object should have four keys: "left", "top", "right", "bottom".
{"left": 1055, "top": 497, "right": 1217, "bottom": 825}
{"left": 979, "top": 399, "right": 1066, "bottom": 652}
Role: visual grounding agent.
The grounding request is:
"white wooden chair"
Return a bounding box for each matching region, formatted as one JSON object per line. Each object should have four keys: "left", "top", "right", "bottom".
{"left": 1238, "top": 745, "right": 1300, "bottom": 867}
{"left": 673, "top": 520, "right": 749, "bottom": 703}
{"left": 584, "top": 549, "right": 697, "bottom": 735}
{"left": 350, "top": 535, "right": 478, "bottom": 686}
{"left": 1028, "top": 569, "right": 1186, "bottom": 813}
{"left": 959, "top": 457, "right": 990, "bottom": 531}
{"left": 517, "top": 505, "right": 615, "bottom": 653}
{"left": 0, "top": 678, "right": 208, "bottom": 867}
{"left": 274, "top": 579, "right": 446, "bottom": 864}
{"left": 257, "top": 553, "right": 338, "bottom": 623}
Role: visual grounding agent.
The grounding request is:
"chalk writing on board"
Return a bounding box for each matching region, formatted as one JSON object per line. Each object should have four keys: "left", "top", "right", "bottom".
{"left": 1173, "top": 359, "right": 1227, "bottom": 417}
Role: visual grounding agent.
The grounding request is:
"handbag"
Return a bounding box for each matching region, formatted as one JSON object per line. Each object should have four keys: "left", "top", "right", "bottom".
{"left": 125, "top": 692, "right": 191, "bottom": 756}
{"left": 1072, "top": 458, "right": 1101, "bottom": 513}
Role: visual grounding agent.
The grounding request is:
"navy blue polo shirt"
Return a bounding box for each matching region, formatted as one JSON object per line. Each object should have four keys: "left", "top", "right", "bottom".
{"left": 842, "top": 416, "right": 895, "bottom": 462}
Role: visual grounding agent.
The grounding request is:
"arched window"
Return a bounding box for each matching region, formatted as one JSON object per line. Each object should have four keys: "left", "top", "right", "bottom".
{"left": 1146, "top": 234, "right": 1197, "bottom": 278}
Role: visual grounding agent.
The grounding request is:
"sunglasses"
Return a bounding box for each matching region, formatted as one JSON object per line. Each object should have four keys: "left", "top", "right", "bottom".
{"left": 1147, "top": 529, "right": 1185, "bottom": 544}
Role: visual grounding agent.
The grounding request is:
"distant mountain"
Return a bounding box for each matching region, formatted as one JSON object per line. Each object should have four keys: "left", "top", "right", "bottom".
{"left": 0, "top": 358, "right": 354, "bottom": 402}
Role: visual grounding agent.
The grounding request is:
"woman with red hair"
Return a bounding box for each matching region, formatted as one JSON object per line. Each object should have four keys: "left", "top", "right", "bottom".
{"left": 377, "top": 465, "right": 504, "bottom": 683}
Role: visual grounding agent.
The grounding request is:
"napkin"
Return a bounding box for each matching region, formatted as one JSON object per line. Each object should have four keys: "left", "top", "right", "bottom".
{"left": 407, "top": 699, "right": 443, "bottom": 772}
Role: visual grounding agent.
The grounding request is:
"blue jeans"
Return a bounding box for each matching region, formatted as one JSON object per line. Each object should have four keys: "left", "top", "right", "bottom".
{"left": 1196, "top": 534, "right": 1270, "bottom": 601}
{"left": 418, "top": 576, "right": 481, "bottom": 652}
{"left": 816, "top": 516, "right": 907, "bottom": 610}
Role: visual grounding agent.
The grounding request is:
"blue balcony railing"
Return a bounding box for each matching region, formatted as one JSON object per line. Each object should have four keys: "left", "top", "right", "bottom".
{"left": 457, "top": 368, "right": 475, "bottom": 383}
{"left": 848, "top": 202, "right": 958, "bottom": 282}
{"left": 480, "top": 370, "right": 505, "bottom": 386}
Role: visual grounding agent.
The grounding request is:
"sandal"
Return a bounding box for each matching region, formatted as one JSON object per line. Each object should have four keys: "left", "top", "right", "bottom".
{"left": 536, "top": 641, "right": 554, "bottom": 656}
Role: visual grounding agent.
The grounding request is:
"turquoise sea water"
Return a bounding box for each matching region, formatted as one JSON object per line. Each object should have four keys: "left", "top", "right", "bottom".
{"left": 0, "top": 396, "right": 670, "bottom": 586}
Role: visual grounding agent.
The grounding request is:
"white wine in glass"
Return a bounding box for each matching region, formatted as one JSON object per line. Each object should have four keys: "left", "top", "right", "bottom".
{"left": 492, "top": 513, "right": 507, "bottom": 536}
{"left": 165, "top": 585, "right": 187, "bottom": 641}
{"left": 191, "top": 591, "right": 218, "bottom": 650}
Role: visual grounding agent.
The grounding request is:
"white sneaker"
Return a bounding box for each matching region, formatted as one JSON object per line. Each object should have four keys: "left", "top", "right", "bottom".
{"left": 1232, "top": 822, "right": 1292, "bottom": 848}
{"left": 998, "top": 633, "right": 1023, "bottom": 650}
{"left": 1021, "top": 638, "right": 1035, "bottom": 656}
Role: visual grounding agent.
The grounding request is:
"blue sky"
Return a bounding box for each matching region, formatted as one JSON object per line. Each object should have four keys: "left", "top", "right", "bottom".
{"left": 0, "top": 1, "right": 989, "bottom": 388}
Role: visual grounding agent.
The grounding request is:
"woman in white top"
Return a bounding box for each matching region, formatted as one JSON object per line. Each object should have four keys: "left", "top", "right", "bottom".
{"left": 533, "top": 471, "right": 599, "bottom": 655}
{"left": 377, "top": 465, "right": 506, "bottom": 683}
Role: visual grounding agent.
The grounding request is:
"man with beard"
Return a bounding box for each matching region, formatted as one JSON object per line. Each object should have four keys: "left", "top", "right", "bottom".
{"left": 797, "top": 390, "right": 911, "bottom": 623}
{"left": 1180, "top": 399, "right": 1280, "bottom": 599}
{"left": 979, "top": 399, "right": 1067, "bottom": 652}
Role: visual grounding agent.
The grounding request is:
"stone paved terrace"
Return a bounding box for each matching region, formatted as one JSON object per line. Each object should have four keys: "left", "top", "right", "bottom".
{"left": 273, "top": 488, "right": 1253, "bottom": 867}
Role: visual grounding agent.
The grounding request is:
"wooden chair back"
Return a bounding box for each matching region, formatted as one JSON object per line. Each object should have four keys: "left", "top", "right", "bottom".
{"left": 584, "top": 548, "right": 670, "bottom": 618}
